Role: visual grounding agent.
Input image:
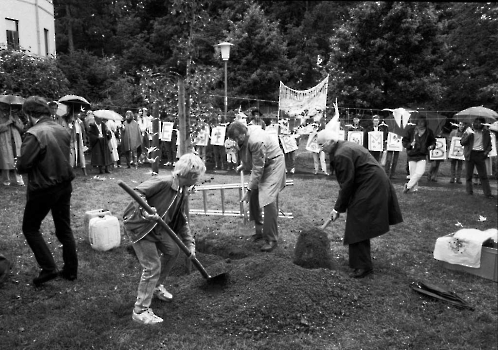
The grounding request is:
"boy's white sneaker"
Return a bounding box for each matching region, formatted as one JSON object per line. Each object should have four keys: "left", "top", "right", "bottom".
{"left": 153, "top": 284, "right": 173, "bottom": 302}
{"left": 132, "top": 308, "right": 163, "bottom": 325}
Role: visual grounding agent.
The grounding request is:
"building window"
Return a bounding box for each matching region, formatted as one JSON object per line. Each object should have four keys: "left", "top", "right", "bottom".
{"left": 44, "top": 28, "right": 49, "bottom": 56}
{"left": 5, "top": 18, "right": 19, "bottom": 50}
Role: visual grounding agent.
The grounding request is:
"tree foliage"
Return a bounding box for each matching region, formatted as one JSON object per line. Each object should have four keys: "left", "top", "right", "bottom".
{"left": 4, "top": 1, "right": 497, "bottom": 113}
{"left": 442, "top": 2, "right": 498, "bottom": 109}
{"left": 0, "top": 48, "right": 70, "bottom": 99}
{"left": 327, "top": 2, "right": 448, "bottom": 109}
{"left": 226, "top": 3, "right": 291, "bottom": 101}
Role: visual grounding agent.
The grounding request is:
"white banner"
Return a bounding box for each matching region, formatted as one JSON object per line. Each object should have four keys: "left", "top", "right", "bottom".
{"left": 279, "top": 76, "right": 329, "bottom": 122}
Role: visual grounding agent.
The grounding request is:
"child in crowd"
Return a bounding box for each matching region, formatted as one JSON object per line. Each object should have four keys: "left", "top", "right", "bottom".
{"left": 224, "top": 136, "right": 239, "bottom": 171}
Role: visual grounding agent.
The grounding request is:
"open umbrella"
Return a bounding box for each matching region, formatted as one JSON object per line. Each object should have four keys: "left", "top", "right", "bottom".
{"left": 454, "top": 106, "right": 498, "bottom": 124}
{"left": 58, "top": 95, "right": 91, "bottom": 116}
{"left": 93, "top": 109, "right": 123, "bottom": 121}
{"left": 382, "top": 107, "right": 416, "bottom": 136}
{"left": 0, "top": 95, "right": 25, "bottom": 106}
{"left": 58, "top": 94, "right": 91, "bottom": 106}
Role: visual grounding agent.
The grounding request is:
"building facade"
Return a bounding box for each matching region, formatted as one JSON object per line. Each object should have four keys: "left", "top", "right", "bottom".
{"left": 0, "top": 0, "right": 56, "bottom": 56}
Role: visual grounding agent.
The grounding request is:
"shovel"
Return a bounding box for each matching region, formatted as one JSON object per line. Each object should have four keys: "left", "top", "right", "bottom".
{"left": 118, "top": 181, "right": 229, "bottom": 286}
{"left": 237, "top": 170, "right": 253, "bottom": 236}
{"left": 320, "top": 218, "right": 333, "bottom": 230}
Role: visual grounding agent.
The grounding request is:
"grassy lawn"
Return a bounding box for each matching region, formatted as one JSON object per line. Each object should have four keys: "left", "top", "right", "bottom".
{"left": 1, "top": 144, "right": 497, "bottom": 350}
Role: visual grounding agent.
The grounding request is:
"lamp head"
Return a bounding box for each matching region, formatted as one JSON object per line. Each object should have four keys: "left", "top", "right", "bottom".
{"left": 216, "top": 42, "right": 233, "bottom": 61}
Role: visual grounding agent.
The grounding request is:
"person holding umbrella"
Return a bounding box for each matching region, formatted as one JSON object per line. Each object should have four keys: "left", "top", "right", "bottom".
{"left": 460, "top": 117, "right": 495, "bottom": 198}
{"left": 59, "top": 104, "right": 88, "bottom": 176}
{"left": 87, "top": 112, "right": 113, "bottom": 174}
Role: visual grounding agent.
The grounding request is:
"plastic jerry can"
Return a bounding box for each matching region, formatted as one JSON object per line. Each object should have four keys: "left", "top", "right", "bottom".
{"left": 84, "top": 209, "right": 112, "bottom": 238}
{"left": 88, "top": 215, "right": 121, "bottom": 251}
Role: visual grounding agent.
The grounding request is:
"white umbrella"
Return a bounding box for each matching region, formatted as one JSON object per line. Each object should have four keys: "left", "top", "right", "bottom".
{"left": 93, "top": 109, "right": 123, "bottom": 121}
{"left": 454, "top": 106, "right": 498, "bottom": 124}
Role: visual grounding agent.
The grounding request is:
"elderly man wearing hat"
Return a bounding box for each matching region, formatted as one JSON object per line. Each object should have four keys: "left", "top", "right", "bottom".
{"left": 16, "top": 96, "right": 78, "bottom": 286}
{"left": 316, "top": 102, "right": 403, "bottom": 278}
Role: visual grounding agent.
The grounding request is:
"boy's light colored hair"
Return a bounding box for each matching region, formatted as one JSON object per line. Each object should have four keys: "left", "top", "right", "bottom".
{"left": 173, "top": 153, "right": 206, "bottom": 177}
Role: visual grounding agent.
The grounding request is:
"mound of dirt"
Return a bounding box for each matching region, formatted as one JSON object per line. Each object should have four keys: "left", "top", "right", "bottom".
{"left": 293, "top": 226, "right": 335, "bottom": 270}
{"left": 171, "top": 254, "right": 364, "bottom": 340}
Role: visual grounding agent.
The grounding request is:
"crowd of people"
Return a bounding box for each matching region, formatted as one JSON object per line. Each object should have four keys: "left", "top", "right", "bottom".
{"left": 1, "top": 95, "right": 496, "bottom": 326}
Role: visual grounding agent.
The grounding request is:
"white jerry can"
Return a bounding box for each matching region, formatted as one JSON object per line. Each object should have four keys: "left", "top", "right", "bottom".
{"left": 88, "top": 215, "right": 121, "bottom": 252}
{"left": 84, "top": 209, "right": 112, "bottom": 238}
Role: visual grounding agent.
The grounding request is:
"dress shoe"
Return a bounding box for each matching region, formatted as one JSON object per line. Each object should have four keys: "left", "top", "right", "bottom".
{"left": 260, "top": 241, "right": 277, "bottom": 252}
{"left": 350, "top": 268, "right": 373, "bottom": 279}
{"left": 251, "top": 233, "right": 264, "bottom": 242}
{"left": 59, "top": 270, "right": 77, "bottom": 281}
{"left": 486, "top": 194, "right": 496, "bottom": 199}
{"left": 33, "top": 269, "right": 58, "bottom": 286}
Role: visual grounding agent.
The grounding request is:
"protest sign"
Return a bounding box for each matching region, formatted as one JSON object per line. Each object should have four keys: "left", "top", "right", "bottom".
{"left": 279, "top": 134, "right": 299, "bottom": 153}
{"left": 347, "top": 131, "right": 364, "bottom": 146}
{"left": 210, "top": 126, "right": 226, "bottom": 146}
{"left": 160, "top": 122, "right": 173, "bottom": 142}
{"left": 386, "top": 132, "right": 403, "bottom": 151}
{"left": 430, "top": 137, "right": 447, "bottom": 160}
{"left": 368, "top": 131, "right": 384, "bottom": 151}
{"left": 306, "top": 132, "right": 321, "bottom": 153}
{"left": 448, "top": 137, "right": 464, "bottom": 160}
{"left": 195, "top": 126, "right": 210, "bottom": 146}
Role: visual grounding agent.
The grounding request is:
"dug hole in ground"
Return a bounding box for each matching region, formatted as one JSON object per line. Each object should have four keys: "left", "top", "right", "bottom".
{"left": 122, "top": 219, "right": 358, "bottom": 340}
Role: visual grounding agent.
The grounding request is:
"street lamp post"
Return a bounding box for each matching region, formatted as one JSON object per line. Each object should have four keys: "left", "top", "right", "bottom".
{"left": 215, "top": 42, "right": 233, "bottom": 119}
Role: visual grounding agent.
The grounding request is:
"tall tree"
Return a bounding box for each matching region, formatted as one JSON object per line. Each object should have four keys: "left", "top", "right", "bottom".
{"left": 327, "top": 2, "right": 448, "bottom": 109}
{"left": 226, "top": 3, "right": 292, "bottom": 102}
{"left": 284, "top": 1, "right": 357, "bottom": 89}
{"left": 442, "top": 2, "right": 498, "bottom": 110}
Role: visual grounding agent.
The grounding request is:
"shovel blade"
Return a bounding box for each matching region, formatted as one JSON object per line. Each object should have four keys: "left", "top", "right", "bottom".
{"left": 237, "top": 222, "right": 255, "bottom": 236}
{"left": 207, "top": 272, "right": 230, "bottom": 286}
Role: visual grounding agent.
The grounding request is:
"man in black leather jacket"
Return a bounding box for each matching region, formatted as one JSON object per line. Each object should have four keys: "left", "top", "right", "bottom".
{"left": 16, "top": 96, "right": 78, "bottom": 286}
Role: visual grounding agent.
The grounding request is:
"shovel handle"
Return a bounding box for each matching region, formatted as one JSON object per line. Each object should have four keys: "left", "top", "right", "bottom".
{"left": 240, "top": 171, "right": 248, "bottom": 223}
{"left": 321, "top": 218, "right": 333, "bottom": 230}
{"left": 118, "top": 180, "right": 211, "bottom": 279}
